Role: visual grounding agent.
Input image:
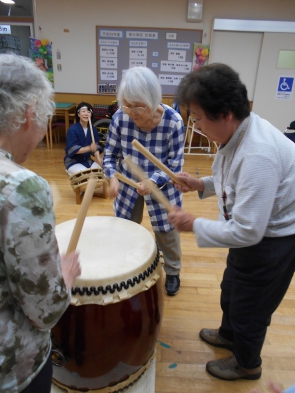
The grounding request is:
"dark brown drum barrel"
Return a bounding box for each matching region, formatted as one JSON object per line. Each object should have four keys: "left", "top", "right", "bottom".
{"left": 51, "top": 216, "right": 164, "bottom": 392}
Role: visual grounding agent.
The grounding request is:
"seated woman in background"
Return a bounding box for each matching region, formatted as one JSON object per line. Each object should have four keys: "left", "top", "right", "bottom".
{"left": 64, "top": 102, "right": 103, "bottom": 175}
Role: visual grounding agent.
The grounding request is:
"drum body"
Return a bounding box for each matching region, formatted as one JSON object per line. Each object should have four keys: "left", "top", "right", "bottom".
{"left": 51, "top": 216, "right": 164, "bottom": 392}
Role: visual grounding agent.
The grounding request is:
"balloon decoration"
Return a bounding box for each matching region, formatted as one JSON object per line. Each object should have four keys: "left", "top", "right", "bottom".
{"left": 193, "top": 43, "right": 210, "bottom": 70}
{"left": 30, "top": 37, "right": 53, "bottom": 85}
{"left": 30, "top": 37, "right": 54, "bottom": 86}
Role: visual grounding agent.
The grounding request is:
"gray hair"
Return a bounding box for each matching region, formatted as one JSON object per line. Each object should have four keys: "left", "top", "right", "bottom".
{"left": 117, "top": 66, "right": 162, "bottom": 113}
{"left": 0, "top": 53, "right": 55, "bottom": 136}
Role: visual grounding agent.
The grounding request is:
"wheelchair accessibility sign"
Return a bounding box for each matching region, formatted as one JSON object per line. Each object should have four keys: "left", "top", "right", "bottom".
{"left": 276, "top": 76, "right": 294, "bottom": 100}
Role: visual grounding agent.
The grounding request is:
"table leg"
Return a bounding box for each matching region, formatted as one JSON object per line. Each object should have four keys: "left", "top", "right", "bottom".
{"left": 65, "top": 113, "right": 69, "bottom": 135}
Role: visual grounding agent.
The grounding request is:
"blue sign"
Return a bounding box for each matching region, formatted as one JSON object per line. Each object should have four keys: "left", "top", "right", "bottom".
{"left": 277, "top": 77, "right": 294, "bottom": 92}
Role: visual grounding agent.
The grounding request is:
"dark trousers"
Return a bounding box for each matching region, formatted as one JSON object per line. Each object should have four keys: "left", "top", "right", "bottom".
{"left": 219, "top": 234, "right": 295, "bottom": 369}
{"left": 21, "top": 354, "right": 52, "bottom": 393}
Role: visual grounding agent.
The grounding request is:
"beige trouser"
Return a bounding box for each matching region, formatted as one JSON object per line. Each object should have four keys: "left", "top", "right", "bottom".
{"left": 130, "top": 195, "right": 182, "bottom": 275}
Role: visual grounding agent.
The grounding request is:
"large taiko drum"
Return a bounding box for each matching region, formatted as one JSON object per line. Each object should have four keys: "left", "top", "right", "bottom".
{"left": 51, "top": 216, "right": 164, "bottom": 393}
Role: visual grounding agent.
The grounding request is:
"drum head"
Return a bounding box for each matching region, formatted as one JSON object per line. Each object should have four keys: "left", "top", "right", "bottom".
{"left": 55, "top": 216, "right": 158, "bottom": 305}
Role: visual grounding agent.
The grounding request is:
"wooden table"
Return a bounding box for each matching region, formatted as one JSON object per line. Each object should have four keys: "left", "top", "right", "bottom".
{"left": 55, "top": 102, "right": 76, "bottom": 131}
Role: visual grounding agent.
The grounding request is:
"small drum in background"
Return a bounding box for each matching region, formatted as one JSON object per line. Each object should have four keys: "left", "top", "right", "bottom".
{"left": 69, "top": 168, "right": 108, "bottom": 204}
{"left": 51, "top": 216, "right": 164, "bottom": 393}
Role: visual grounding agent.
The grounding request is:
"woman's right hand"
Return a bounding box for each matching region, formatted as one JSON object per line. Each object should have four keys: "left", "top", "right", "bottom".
{"left": 108, "top": 176, "right": 120, "bottom": 198}
{"left": 90, "top": 142, "right": 98, "bottom": 152}
{"left": 61, "top": 251, "right": 81, "bottom": 289}
{"left": 173, "top": 172, "right": 204, "bottom": 193}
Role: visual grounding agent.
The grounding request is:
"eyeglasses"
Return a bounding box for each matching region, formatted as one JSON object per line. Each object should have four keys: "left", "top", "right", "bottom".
{"left": 121, "top": 105, "right": 147, "bottom": 115}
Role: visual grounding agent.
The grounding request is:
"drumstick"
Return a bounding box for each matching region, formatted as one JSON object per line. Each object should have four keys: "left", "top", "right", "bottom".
{"left": 114, "top": 172, "right": 139, "bottom": 189}
{"left": 90, "top": 154, "right": 98, "bottom": 163}
{"left": 123, "top": 155, "right": 173, "bottom": 213}
{"left": 89, "top": 115, "right": 95, "bottom": 144}
{"left": 131, "top": 139, "right": 187, "bottom": 187}
{"left": 90, "top": 154, "right": 102, "bottom": 167}
{"left": 89, "top": 117, "right": 102, "bottom": 165}
{"left": 66, "top": 177, "right": 97, "bottom": 255}
{"left": 49, "top": 181, "right": 61, "bottom": 206}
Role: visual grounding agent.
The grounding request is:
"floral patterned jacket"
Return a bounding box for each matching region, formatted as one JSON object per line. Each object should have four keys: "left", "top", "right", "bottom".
{"left": 0, "top": 149, "right": 70, "bottom": 392}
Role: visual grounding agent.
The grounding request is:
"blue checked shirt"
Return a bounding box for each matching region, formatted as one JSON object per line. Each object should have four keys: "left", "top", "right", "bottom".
{"left": 103, "top": 104, "right": 184, "bottom": 232}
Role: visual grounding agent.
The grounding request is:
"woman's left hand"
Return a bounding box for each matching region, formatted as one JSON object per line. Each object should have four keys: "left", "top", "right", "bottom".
{"left": 137, "top": 179, "right": 156, "bottom": 196}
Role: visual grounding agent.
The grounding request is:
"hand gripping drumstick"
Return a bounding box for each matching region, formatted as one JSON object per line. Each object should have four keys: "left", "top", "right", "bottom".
{"left": 123, "top": 155, "right": 173, "bottom": 213}
{"left": 131, "top": 139, "right": 187, "bottom": 187}
{"left": 66, "top": 177, "right": 97, "bottom": 255}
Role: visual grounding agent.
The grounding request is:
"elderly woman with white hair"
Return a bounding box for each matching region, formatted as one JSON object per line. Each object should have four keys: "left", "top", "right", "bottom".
{"left": 0, "top": 54, "right": 81, "bottom": 393}
{"left": 103, "top": 66, "right": 184, "bottom": 296}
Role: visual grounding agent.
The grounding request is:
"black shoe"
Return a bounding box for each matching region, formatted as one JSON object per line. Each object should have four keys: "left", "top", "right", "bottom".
{"left": 165, "top": 274, "right": 180, "bottom": 296}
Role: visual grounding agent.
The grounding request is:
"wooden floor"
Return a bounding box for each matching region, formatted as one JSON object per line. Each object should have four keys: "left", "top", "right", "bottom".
{"left": 26, "top": 140, "right": 295, "bottom": 393}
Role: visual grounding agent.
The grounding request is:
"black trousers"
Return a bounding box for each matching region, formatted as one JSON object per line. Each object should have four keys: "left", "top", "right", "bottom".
{"left": 219, "top": 234, "right": 295, "bottom": 369}
{"left": 21, "top": 354, "right": 52, "bottom": 393}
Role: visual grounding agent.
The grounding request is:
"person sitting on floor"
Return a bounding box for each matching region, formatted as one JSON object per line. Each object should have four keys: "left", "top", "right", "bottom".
{"left": 64, "top": 102, "right": 103, "bottom": 175}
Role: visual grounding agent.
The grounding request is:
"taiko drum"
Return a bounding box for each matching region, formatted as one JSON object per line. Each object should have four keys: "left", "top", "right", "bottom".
{"left": 51, "top": 216, "right": 164, "bottom": 392}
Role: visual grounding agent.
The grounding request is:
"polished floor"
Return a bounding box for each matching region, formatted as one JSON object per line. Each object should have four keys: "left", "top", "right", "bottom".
{"left": 25, "top": 140, "right": 295, "bottom": 393}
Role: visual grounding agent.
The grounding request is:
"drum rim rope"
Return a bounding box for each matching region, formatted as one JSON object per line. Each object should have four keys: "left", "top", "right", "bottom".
{"left": 52, "top": 350, "right": 156, "bottom": 393}
{"left": 71, "top": 249, "right": 160, "bottom": 296}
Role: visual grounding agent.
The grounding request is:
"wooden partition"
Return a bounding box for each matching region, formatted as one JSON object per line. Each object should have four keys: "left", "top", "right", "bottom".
{"left": 54, "top": 92, "right": 253, "bottom": 133}
{"left": 54, "top": 93, "right": 187, "bottom": 122}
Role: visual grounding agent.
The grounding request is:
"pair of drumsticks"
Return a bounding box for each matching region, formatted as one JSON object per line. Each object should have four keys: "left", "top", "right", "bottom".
{"left": 66, "top": 138, "right": 185, "bottom": 255}
{"left": 115, "top": 140, "right": 186, "bottom": 213}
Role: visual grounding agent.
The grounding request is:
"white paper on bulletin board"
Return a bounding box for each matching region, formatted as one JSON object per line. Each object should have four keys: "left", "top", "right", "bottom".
{"left": 96, "top": 26, "right": 202, "bottom": 95}
{"left": 100, "top": 70, "right": 117, "bottom": 80}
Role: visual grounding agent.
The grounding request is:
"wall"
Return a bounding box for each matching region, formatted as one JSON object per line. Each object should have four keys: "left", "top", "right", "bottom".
{"left": 34, "top": 0, "right": 295, "bottom": 129}
{"left": 252, "top": 33, "right": 295, "bottom": 131}
{"left": 34, "top": 0, "right": 295, "bottom": 95}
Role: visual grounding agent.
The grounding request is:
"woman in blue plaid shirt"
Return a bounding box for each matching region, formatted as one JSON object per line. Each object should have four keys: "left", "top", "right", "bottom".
{"left": 103, "top": 66, "right": 184, "bottom": 296}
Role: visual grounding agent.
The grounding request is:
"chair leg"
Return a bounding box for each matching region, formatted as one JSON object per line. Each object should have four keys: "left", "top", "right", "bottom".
{"left": 188, "top": 126, "right": 194, "bottom": 154}
{"left": 102, "top": 181, "right": 108, "bottom": 199}
{"left": 50, "top": 127, "right": 53, "bottom": 149}
{"left": 75, "top": 188, "right": 82, "bottom": 204}
{"left": 45, "top": 132, "right": 50, "bottom": 148}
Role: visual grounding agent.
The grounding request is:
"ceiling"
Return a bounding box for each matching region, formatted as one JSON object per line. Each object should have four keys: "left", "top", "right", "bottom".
{"left": 0, "top": 0, "right": 33, "bottom": 17}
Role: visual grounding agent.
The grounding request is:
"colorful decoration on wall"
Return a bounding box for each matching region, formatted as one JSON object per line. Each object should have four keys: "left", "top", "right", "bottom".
{"left": 30, "top": 37, "right": 53, "bottom": 86}
{"left": 192, "top": 43, "right": 210, "bottom": 70}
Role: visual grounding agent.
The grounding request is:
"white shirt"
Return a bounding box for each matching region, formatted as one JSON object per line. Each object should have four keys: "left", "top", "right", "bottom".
{"left": 194, "top": 112, "right": 295, "bottom": 248}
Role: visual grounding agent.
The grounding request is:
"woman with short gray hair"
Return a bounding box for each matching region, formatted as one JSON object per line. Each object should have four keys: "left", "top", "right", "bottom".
{"left": 0, "top": 54, "right": 81, "bottom": 393}
{"left": 103, "top": 66, "right": 184, "bottom": 296}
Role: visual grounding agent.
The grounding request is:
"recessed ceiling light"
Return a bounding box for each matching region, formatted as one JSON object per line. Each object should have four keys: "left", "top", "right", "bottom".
{"left": 0, "top": 0, "right": 15, "bottom": 4}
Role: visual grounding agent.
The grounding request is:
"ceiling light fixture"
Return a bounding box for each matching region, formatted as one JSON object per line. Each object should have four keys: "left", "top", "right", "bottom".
{"left": 0, "top": 0, "right": 15, "bottom": 4}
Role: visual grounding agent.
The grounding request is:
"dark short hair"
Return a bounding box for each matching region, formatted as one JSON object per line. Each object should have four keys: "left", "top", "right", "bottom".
{"left": 176, "top": 63, "right": 250, "bottom": 120}
{"left": 75, "top": 102, "right": 94, "bottom": 123}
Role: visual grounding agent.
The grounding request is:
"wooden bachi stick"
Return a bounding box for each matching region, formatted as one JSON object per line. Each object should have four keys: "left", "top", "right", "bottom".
{"left": 114, "top": 172, "right": 139, "bottom": 189}
{"left": 131, "top": 139, "right": 186, "bottom": 187}
{"left": 66, "top": 177, "right": 97, "bottom": 254}
{"left": 89, "top": 115, "right": 95, "bottom": 144}
{"left": 123, "top": 155, "right": 173, "bottom": 213}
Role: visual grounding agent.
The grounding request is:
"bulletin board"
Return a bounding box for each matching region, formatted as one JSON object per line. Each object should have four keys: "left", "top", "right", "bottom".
{"left": 96, "top": 26, "right": 202, "bottom": 96}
